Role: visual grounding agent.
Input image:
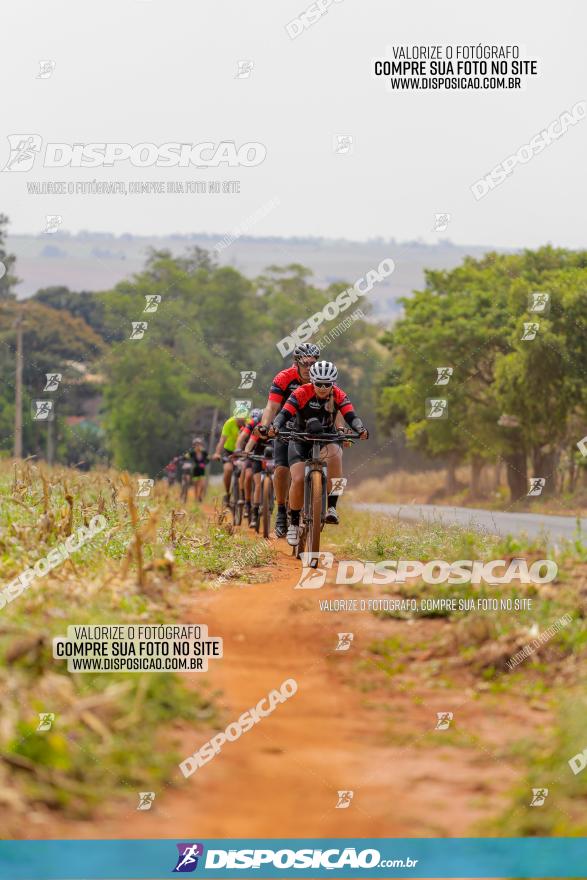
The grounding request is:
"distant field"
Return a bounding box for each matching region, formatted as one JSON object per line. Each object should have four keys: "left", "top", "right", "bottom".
{"left": 9, "top": 232, "right": 510, "bottom": 319}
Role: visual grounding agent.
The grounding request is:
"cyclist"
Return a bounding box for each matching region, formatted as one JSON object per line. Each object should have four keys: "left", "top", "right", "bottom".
{"left": 242, "top": 408, "right": 273, "bottom": 529}
{"left": 189, "top": 437, "right": 209, "bottom": 502}
{"left": 164, "top": 455, "right": 180, "bottom": 487}
{"left": 211, "top": 406, "right": 250, "bottom": 506}
{"left": 270, "top": 360, "right": 368, "bottom": 546}
{"left": 235, "top": 408, "right": 263, "bottom": 519}
{"left": 255, "top": 342, "right": 321, "bottom": 537}
{"left": 180, "top": 451, "right": 195, "bottom": 501}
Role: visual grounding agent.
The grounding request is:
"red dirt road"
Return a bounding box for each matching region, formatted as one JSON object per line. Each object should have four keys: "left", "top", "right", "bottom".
{"left": 33, "top": 537, "right": 537, "bottom": 842}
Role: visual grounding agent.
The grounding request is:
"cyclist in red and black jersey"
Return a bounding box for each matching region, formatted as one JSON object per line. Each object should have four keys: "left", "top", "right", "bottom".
{"left": 235, "top": 408, "right": 263, "bottom": 519}
{"left": 270, "top": 360, "right": 368, "bottom": 545}
{"left": 240, "top": 412, "right": 273, "bottom": 529}
{"left": 255, "top": 342, "right": 320, "bottom": 536}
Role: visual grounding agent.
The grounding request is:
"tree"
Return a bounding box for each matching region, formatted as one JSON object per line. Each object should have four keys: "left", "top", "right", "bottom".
{"left": 378, "top": 247, "right": 587, "bottom": 501}
{"left": 0, "top": 213, "right": 19, "bottom": 300}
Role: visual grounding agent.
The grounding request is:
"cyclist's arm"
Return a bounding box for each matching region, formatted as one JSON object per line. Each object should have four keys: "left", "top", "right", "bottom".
{"left": 214, "top": 433, "right": 228, "bottom": 457}
{"left": 273, "top": 390, "right": 302, "bottom": 431}
{"left": 235, "top": 428, "right": 249, "bottom": 451}
{"left": 335, "top": 388, "right": 368, "bottom": 435}
{"left": 244, "top": 436, "right": 257, "bottom": 453}
{"left": 261, "top": 400, "right": 281, "bottom": 427}
{"left": 262, "top": 371, "right": 292, "bottom": 426}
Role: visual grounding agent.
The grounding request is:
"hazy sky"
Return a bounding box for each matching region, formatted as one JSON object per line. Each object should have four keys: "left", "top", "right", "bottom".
{"left": 2, "top": 0, "right": 586, "bottom": 247}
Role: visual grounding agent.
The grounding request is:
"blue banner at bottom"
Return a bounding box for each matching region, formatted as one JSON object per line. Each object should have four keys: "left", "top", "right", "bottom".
{"left": 0, "top": 838, "right": 585, "bottom": 879}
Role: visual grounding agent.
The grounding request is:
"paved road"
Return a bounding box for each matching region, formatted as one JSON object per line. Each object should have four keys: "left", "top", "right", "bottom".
{"left": 355, "top": 502, "right": 587, "bottom": 545}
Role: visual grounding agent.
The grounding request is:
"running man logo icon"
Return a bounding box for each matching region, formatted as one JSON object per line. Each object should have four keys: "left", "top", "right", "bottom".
{"left": 44, "top": 373, "right": 62, "bottom": 391}
{"left": 295, "top": 551, "right": 334, "bottom": 589}
{"left": 334, "top": 135, "right": 353, "bottom": 155}
{"left": 33, "top": 400, "right": 54, "bottom": 421}
{"left": 434, "top": 367, "right": 453, "bottom": 386}
{"left": 44, "top": 215, "right": 62, "bottom": 234}
{"left": 336, "top": 790, "right": 354, "bottom": 809}
{"left": 234, "top": 399, "right": 252, "bottom": 413}
{"left": 137, "top": 791, "right": 156, "bottom": 810}
{"left": 37, "top": 60, "right": 56, "bottom": 79}
{"left": 433, "top": 213, "right": 451, "bottom": 232}
{"left": 530, "top": 788, "right": 549, "bottom": 807}
{"left": 335, "top": 633, "right": 354, "bottom": 651}
{"left": 330, "top": 477, "right": 347, "bottom": 496}
{"left": 144, "top": 294, "right": 161, "bottom": 313}
{"left": 2, "top": 134, "right": 42, "bottom": 171}
{"left": 528, "top": 477, "right": 546, "bottom": 497}
{"left": 130, "top": 322, "right": 148, "bottom": 339}
{"left": 528, "top": 292, "right": 550, "bottom": 314}
{"left": 426, "top": 398, "right": 448, "bottom": 419}
{"left": 235, "top": 60, "right": 254, "bottom": 78}
{"left": 435, "top": 712, "right": 453, "bottom": 730}
{"left": 37, "top": 713, "right": 55, "bottom": 732}
{"left": 521, "top": 322, "right": 539, "bottom": 341}
{"left": 173, "top": 843, "right": 204, "bottom": 873}
{"left": 137, "top": 479, "right": 154, "bottom": 498}
{"left": 239, "top": 371, "right": 256, "bottom": 389}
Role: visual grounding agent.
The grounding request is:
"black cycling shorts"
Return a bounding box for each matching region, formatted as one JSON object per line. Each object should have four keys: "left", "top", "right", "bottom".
{"left": 274, "top": 437, "right": 290, "bottom": 468}
{"left": 288, "top": 439, "right": 344, "bottom": 466}
{"left": 288, "top": 440, "right": 321, "bottom": 467}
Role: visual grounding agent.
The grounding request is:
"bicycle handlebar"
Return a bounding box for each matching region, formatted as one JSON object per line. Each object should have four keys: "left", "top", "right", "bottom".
{"left": 275, "top": 430, "right": 361, "bottom": 442}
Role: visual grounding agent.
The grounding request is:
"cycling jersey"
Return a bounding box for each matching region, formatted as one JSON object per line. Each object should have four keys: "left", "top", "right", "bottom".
{"left": 220, "top": 417, "right": 242, "bottom": 452}
{"left": 189, "top": 448, "right": 208, "bottom": 477}
{"left": 268, "top": 366, "right": 303, "bottom": 407}
{"left": 274, "top": 383, "right": 358, "bottom": 432}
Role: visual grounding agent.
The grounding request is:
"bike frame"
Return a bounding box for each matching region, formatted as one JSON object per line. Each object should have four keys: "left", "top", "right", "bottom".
{"left": 247, "top": 453, "right": 275, "bottom": 535}
{"left": 277, "top": 430, "right": 359, "bottom": 558}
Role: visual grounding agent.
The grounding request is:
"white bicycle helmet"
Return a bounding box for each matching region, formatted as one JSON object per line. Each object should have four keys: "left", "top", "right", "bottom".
{"left": 309, "top": 360, "right": 338, "bottom": 384}
{"left": 251, "top": 408, "right": 263, "bottom": 420}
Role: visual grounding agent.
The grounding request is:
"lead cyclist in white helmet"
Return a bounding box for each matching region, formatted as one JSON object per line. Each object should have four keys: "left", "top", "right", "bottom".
{"left": 270, "top": 360, "right": 368, "bottom": 545}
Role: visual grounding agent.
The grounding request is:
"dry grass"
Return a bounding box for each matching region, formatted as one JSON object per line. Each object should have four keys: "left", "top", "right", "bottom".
{"left": 0, "top": 459, "right": 273, "bottom": 830}
{"left": 348, "top": 466, "right": 476, "bottom": 505}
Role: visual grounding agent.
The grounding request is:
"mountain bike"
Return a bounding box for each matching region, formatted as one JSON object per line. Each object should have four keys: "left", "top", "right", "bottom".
{"left": 180, "top": 462, "right": 194, "bottom": 503}
{"left": 229, "top": 453, "right": 247, "bottom": 526}
{"left": 248, "top": 452, "right": 275, "bottom": 538}
{"left": 277, "top": 428, "right": 359, "bottom": 561}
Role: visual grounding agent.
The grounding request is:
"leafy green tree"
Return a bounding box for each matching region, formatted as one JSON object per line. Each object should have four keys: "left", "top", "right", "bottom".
{"left": 33, "top": 286, "right": 112, "bottom": 342}
{"left": 103, "top": 346, "right": 213, "bottom": 474}
{"left": 0, "top": 213, "right": 19, "bottom": 300}
{"left": 379, "top": 247, "right": 587, "bottom": 500}
{"left": 0, "top": 299, "right": 105, "bottom": 456}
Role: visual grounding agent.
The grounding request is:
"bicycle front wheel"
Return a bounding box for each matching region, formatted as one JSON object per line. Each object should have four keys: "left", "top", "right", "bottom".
{"left": 232, "top": 473, "right": 242, "bottom": 526}
{"left": 309, "top": 469, "right": 323, "bottom": 554}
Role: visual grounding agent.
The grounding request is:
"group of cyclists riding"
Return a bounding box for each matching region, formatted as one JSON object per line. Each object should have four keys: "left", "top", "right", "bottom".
{"left": 206, "top": 345, "right": 369, "bottom": 546}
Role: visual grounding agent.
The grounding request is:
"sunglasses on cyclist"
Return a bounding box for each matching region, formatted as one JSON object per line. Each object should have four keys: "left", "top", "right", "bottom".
{"left": 313, "top": 381, "right": 333, "bottom": 389}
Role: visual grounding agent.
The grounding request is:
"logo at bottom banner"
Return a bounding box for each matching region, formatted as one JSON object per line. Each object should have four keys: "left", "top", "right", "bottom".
{"left": 173, "top": 843, "right": 205, "bottom": 872}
